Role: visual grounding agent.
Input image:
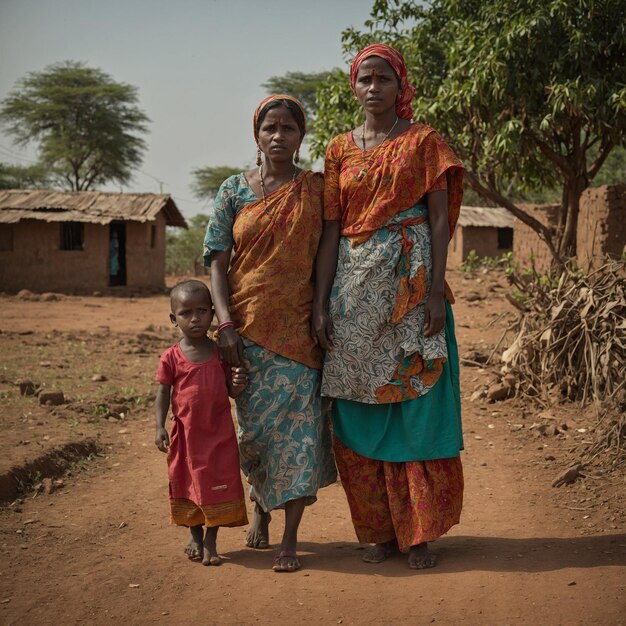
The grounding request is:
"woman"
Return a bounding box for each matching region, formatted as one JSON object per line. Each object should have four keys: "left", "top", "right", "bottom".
{"left": 204, "top": 95, "right": 336, "bottom": 573}
{"left": 313, "top": 44, "right": 465, "bottom": 570}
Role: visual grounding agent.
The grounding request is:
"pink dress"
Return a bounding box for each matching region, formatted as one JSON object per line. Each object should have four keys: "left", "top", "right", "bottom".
{"left": 156, "top": 344, "right": 248, "bottom": 527}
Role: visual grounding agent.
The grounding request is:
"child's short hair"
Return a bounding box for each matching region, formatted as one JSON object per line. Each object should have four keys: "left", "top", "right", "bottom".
{"left": 169, "top": 280, "right": 212, "bottom": 311}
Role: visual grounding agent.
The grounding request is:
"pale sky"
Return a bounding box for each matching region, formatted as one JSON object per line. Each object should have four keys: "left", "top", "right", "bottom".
{"left": 0, "top": 0, "right": 376, "bottom": 217}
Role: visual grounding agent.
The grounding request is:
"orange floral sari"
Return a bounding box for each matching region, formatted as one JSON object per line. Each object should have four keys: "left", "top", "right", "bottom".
{"left": 207, "top": 171, "right": 324, "bottom": 370}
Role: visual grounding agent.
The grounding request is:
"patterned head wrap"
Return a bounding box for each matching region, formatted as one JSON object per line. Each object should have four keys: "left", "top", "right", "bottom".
{"left": 350, "top": 44, "right": 415, "bottom": 120}
{"left": 253, "top": 94, "right": 307, "bottom": 141}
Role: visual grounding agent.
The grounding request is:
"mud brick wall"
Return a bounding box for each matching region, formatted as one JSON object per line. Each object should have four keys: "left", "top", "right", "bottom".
{"left": 0, "top": 213, "right": 167, "bottom": 294}
{"left": 513, "top": 204, "right": 560, "bottom": 273}
{"left": 448, "top": 226, "right": 507, "bottom": 268}
{"left": 577, "top": 184, "right": 626, "bottom": 269}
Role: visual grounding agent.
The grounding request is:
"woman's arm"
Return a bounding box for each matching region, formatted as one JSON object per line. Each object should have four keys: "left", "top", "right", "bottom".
{"left": 312, "top": 219, "right": 341, "bottom": 350}
{"left": 210, "top": 249, "right": 244, "bottom": 366}
{"left": 424, "top": 189, "right": 449, "bottom": 337}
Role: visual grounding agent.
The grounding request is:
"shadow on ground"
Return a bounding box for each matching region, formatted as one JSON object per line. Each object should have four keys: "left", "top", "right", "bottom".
{"left": 217, "top": 534, "right": 626, "bottom": 577}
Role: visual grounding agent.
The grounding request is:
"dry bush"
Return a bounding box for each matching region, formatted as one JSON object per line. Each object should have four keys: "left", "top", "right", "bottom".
{"left": 501, "top": 258, "right": 626, "bottom": 468}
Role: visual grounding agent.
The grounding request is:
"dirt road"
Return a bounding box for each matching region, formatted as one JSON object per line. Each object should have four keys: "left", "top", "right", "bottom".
{"left": 1, "top": 271, "right": 624, "bottom": 625}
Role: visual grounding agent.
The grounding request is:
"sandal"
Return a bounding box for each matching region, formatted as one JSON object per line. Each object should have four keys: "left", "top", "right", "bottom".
{"left": 272, "top": 550, "right": 301, "bottom": 572}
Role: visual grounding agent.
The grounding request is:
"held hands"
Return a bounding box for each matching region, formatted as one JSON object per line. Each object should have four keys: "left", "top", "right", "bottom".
{"left": 218, "top": 326, "right": 245, "bottom": 366}
{"left": 423, "top": 293, "right": 446, "bottom": 337}
{"left": 231, "top": 365, "right": 249, "bottom": 390}
{"left": 311, "top": 309, "right": 334, "bottom": 351}
{"left": 155, "top": 426, "right": 170, "bottom": 453}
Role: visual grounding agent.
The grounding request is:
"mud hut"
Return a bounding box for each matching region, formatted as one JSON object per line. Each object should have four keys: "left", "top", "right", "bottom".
{"left": 448, "top": 205, "right": 514, "bottom": 267}
{"left": 0, "top": 189, "right": 187, "bottom": 293}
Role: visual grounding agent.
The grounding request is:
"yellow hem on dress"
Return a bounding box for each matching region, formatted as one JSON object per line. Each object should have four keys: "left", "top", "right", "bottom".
{"left": 169, "top": 498, "right": 248, "bottom": 528}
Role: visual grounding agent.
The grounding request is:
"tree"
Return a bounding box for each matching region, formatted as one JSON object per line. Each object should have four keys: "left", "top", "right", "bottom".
{"left": 166, "top": 213, "right": 211, "bottom": 275}
{"left": 190, "top": 166, "right": 241, "bottom": 201}
{"left": 262, "top": 71, "right": 334, "bottom": 122}
{"left": 0, "top": 162, "right": 50, "bottom": 189}
{"left": 0, "top": 61, "right": 149, "bottom": 191}
{"left": 312, "top": 0, "right": 626, "bottom": 261}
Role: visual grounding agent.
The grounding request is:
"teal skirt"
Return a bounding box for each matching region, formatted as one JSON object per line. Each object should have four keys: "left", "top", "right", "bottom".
{"left": 332, "top": 301, "right": 464, "bottom": 462}
{"left": 235, "top": 338, "right": 337, "bottom": 512}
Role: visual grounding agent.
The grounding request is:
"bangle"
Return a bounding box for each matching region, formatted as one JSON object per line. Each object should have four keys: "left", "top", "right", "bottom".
{"left": 218, "top": 320, "right": 234, "bottom": 332}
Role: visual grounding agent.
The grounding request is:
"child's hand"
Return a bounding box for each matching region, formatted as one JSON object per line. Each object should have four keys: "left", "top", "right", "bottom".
{"left": 155, "top": 426, "right": 170, "bottom": 453}
{"left": 231, "top": 365, "right": 248, "bottom": 389}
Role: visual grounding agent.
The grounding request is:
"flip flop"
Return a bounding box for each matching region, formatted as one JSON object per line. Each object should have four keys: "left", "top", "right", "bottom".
{"left": 272, "top": 550, "right": 301, "bottom": 572}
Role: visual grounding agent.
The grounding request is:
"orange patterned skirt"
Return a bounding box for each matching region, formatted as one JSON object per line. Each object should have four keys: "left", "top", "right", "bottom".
{"left": 333, "top": 437, "right": 463, "bottom": 551}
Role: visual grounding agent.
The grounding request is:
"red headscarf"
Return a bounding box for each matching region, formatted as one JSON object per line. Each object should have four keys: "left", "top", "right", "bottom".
{"left": 350, "top": 44, "right": 415, "bottom": 120}
{"left": 253, "top": 94, "right": 307, "bottom": 141}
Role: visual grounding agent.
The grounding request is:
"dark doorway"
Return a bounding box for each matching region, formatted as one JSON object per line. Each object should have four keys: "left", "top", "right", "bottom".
{"left": 109, "top": 222, "right": 127, "bottom": 286}
{"left": 497, "top": 227, "right": 514, "bottom": 250}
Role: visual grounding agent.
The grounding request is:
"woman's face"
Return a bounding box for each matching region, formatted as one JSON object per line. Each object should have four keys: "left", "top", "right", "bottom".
{"left": 354, "top": 56, "right": 399, "bottom": 115}
{"left": 257, "top": 105, "right": 301, "bottom": 163}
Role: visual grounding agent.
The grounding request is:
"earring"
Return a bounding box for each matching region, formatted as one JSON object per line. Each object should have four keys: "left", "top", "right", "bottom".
{"left": 294, "top": 147, "right": 300, "bottom": 164}
{"left": 256, "top": 145, "right": 262, "bottom": 166}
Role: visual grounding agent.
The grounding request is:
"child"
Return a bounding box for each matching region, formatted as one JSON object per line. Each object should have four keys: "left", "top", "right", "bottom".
{"left": 155, "top": 279, "right": 248, "bottom": 566}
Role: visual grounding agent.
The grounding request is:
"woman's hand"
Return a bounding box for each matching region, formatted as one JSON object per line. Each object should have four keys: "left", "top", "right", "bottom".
{"left": 311, "top": 309, "right": 334, "bottom": 351}
{"left": 423, "top": 293, "right": 446, "bottom": 337}
{"left": 218, "top": 326, "right": 245, "bottom": 366}
{"left": 155, "top": 426, "right": 170, "bottom": 453}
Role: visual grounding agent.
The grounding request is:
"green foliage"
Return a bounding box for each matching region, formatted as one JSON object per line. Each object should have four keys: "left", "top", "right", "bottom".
{"left": 310, "top": 68, "right": 364, "bottom": 160}
{"left": 190, "top": 165, "right": 240, "bottom": 201}
{"left": 459, "top": 250, "right": 481, "bottom": 272}
{"left": 593, "top": 145, "right": 626, "bottom": 186}
{"left": 0, "top": 61, "right": 149, "bottom": 191}
{"left": 460, "top": 250, "right": 515, "bottom": 273}
{"left": 0, "top": 162, "right": 50, "bottom": 189}
{"left": 312, "top": 0, "right": 626, "bottom": 260}
{"left": 166, "top": 213, "right": 210, "bottom": 275}
{"left": 262, "top": 71, "right": 334, "bottom": 122}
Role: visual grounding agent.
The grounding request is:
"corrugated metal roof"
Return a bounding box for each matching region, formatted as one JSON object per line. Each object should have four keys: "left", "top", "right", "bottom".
{"left": 0, "top": 189, "right": 187, "bottom": 228}
{"left": 458, "top": 205, "right": 513, "bottom": 228}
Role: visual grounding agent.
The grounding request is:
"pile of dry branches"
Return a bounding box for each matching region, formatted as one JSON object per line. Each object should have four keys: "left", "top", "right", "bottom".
{"left": 501, "top": 259, "right": 626, "bottom": 466}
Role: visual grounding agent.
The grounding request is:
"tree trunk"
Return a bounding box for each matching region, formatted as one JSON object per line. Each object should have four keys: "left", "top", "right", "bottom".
{"left": 557, "top": 176, "right": 587, "bottom": 257}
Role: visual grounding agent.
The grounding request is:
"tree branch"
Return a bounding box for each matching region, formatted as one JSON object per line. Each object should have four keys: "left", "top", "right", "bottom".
{"left": 464, "top": 169, "right": 562, "bottom": 263}
{"left": 523, "top": 128, "right": 575, "bottom": 177}
{"left": 588, "top": 141, "right": 614, "bottom": 180}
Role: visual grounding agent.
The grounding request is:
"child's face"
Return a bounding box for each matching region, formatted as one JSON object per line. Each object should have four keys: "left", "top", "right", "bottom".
{"left": 170, "top": 290, "right": 213, "bottom": 339}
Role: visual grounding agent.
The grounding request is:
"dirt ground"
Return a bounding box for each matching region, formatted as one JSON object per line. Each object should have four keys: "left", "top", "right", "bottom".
{"left": 0, "top": 270, "right": 624, "bottom": 626}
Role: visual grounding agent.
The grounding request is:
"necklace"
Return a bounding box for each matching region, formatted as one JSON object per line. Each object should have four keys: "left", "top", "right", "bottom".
{"left": 259, "top": 164, "right": 298, "bottom": 202}
{"left": 357, "top": 116, "right": 399, "bottom": 180}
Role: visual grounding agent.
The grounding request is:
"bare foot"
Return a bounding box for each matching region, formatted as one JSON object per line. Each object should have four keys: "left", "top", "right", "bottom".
{"left": 184, "top": 525, "right": 203, "bottom": 560}
{"left": 245, "top": 502, "right": 271, "bottom": 549}
{"left": 202, "top": 526, "right": 221, "bottom": 566}
{"left": 362, "top": 540, "right": 398, "bottom": 563}
{"left": 272, "top": 550, "right": 301, "bottom": 572}
{"left": 408, "top": 542, "right": 436, "bottom": 569}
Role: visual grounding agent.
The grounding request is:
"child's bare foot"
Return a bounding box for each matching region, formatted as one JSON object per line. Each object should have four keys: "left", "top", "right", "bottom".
{"left": 202, "top": 526, "right": 221, "bottom": 566}
{"left": 362, "top": 539, "right": 398, "bottom": 563}
{"left": 245, "top": 502, "right": 271, "bottom": 549}
{"left": 408, "top": 542, "right": 436, "bottom": 569}
{"left": 184, "top": 525, "right": 203, "bottom": 560}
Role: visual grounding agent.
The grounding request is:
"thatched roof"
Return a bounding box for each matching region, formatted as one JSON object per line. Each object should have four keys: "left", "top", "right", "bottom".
{"left": 458, "top": 205, "right": 513, "bottom": 229}
{"left": 0, "top": 189, "right": 187, "bottom": 228}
